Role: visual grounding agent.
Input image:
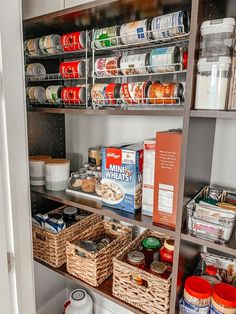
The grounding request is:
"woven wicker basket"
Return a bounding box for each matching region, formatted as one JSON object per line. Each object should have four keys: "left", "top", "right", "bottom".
{"left": 32, "top": 205, "right": 102, "bottom": 268}
{"left": 113, "top": 229, "right": 172, "bottom": 314}
{"left": 66, "top": 220, "right": 132, "bottom": 287}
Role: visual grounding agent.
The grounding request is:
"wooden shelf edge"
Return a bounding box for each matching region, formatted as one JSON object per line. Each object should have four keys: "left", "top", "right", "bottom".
{"left": 27, "top": 106, "right": 184, "bottom": 117}
{"left": 30, "top": 186, "right": 175, "bottom": 237}
{"left": 34, "top": 258, "right": 145, "bottom": 314}
{"left": 181, "top": 232, "right": 236, "bottom": 257}
{"left": 190, "top": 110, "right": 236, "bottom": 119}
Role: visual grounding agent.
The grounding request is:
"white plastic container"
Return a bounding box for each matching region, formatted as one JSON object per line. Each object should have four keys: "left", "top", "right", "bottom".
{"left": 65, "top": 289, "right": 93, "bottom": 314}
{"left": 29, "top": 155, "right": 52, "bottom": 186}
{"left": 200, "top": 18, "right": 235, "bottom": 57}
{"left": 195, "top": 57, "right": 231, "bottom": 110}
{"left": 45, "top": 158, "right": 70, "bottom": 191}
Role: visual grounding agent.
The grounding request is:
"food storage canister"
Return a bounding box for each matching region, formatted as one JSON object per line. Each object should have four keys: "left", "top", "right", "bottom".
{"left": 149, "top": 46, "right": 180, "bottom": 73}
{"left": 210, "top": 283, "right": 236, "bottom": 314}
{"left": 120, "top": 19, "right": 151, "bottom": 45}
{"left": 45, "top": 159, "right": 70, "bottom": 191}
{"left": 29, "top": 155, "right": 52, "bottom": 186}
{"left": 200, "top": 18, "right": 235, "bottom": 57}
{"left": 183, "top": 276, "right": 211, "bottom": 314}
{"left": 195, "top": 57, "right": 231, "bottom": 110}
{"left": 68, "top": 172, "right": 83, "bottom": 189}
{"left": 61, "top": 31, "right": 86, "bottom": 51}
{"left": 94, "top": 26, "right": 120, "bottom": 49}
{"left": 65, "top": 289, "right": 93, "bottom": 314}
{"left": 81, "top": 174, "right": 97, "bottom": 193}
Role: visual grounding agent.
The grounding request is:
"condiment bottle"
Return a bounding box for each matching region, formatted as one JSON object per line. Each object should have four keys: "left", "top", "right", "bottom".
{"left": 210, "top": 283, "right": 236, "bottom": 314}
{"left": 63, "top": 206, "right": 78, "bottom": 227}
{"left": 160, "top": 238, "right": 174, "bottom": 264}
{"left": 141, "top": 237, "right": 161, "bottom": 267}
{"left": 201, "top": 265, "right": 221, "bottom": 287}
{"left": 183, "top": 276, "right": 211, "bottom": 314}
{"left": 127, "top": 251, "right": 146, "bottom": 270}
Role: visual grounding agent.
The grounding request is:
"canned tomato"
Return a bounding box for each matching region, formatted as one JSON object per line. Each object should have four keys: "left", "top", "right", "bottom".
{"left": 59, "top": 60, "right": 86, "bottom": 79}
{"left": 91, "top": 84, "right": 107, "bottom": 104}
{"left": 120, "top": 19, "right": 151, "bottom": 45}
{"left": 149, "top": 46, "right": 180, "bottom": 73}
{"left": 148, "top": 82, "right": 183, "bottom": 104}
{"left": 26, "top": 38, "right": 41, "bottom": 56}
{"left": 105, "top": 83, "right": 121, "bottom": 105}
{"left": 94, "top": 26, "right": 120, "bottom": 49}
{"left": 26, "top": 63, "right": 47, "bottom": 78}
{"left": 151, "top": 11, "right": 190, "bottom": 40}
{"left": 120, "top": 53, "right": 150, "bottom": 75}
{"left": 46, "top": 85, "right": 63, "bottom": 103}
{"left": 180, "top": 47, "right": 188, "bottom": 69}
{"left": 27, "top": 86, "right": 46, "bottom": 102}
{"left": 61, "top": 31, "right": 86, "bottom": 52}
{"left": 61, "top": 86, "right": 86, "bottom": 105}
{"left": 42, "top": 34, "right": 62, "bottom": 55}
{"left": 95, "top": 56, "right": 121, "bottom": 77}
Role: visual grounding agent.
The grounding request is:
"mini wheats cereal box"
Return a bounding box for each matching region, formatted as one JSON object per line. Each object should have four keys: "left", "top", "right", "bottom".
{"left": 101, "top": 143, "right": 143, "bottom": 213}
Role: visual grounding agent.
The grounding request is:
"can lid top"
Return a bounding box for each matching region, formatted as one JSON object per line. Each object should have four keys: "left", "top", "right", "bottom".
{"left": 212, "top": 283, "right": 236, "bottom": 308}
{"left": 45, "top": 158, "right": 70, "bottom": 165}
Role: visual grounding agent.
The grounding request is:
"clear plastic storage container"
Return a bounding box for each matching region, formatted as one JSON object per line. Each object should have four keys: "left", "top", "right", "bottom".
{"left": 200, "top": 18, "right": 235, "bottom": 57}
{"left": 195, "top": 57, "right": 231, "bottom": 110}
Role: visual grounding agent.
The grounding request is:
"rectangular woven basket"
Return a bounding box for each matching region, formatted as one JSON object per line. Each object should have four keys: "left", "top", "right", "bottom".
{"left": 66, "top": 220, "right": 132, "bottom": 287}
{"left": 112, "top": 229, "right": 172, "bottom": 314}
{"left": 32, "top": 205, "right": 102, "bottom": 268}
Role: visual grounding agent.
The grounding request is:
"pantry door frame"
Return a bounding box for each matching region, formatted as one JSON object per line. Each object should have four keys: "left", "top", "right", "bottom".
{"left": 0, "top": 0, "right": 36, "bottom": 313}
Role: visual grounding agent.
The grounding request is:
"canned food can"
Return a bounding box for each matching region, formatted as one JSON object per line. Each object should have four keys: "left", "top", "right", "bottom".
{"left": 59, "top": 60, "right": 86, "bottom": 79}
{"left": 26, "top": 38, "right": 41, "bottom": 56}
{"left": 149, "top": 46, "right": 180, "bottom": 73}
{"left": 127, "top": 81, "right": 151, "bottom": 104}
{"left": 46, "top": 85, "right": 63, "bottom": 103}
{"left": 88, "top": 146, "right": 102, "bottom": 166}
{"left": 91, "top": 84, "right": 108, "bottom": 104}
{"left": 151, "top": 10, "right": 190, "bottom": 40}
{"left": 180, "top": 47, "right": 188, "bottom": 69}
{"left": 120, "top": 53, "right": 150, "bottom": 75}
{"left": 148, "top": 82, "right": 183, "bottom": 104}
{"left": 120, "top": 83, "right": 133, "bottom": 104}
{"left": 61, "top": 86, "right": 86, "bottom": 105}
{"left": 105, "top": 83, "right": 121, "bottom": 105}
{"left": 120, "top": 19, "right": 151, "bottom": 45}
{"left": 61, "top": 31, "right": 86, "bottom": 52}
{"left": 95, "top": 56, "right": 121, "bottom": 77}
{"left": 26, "top": 63, "right": 47, "bottom": 78}
{"left": 27, "top": 86, "right": 46, "bottom": 102}
{"left": 39, "top": 36, "right": 49, "bottom": 55}
{"left": 43, "top": 34, "right": 62, "bottom": 55}
{"left": 94, "top": 26, "right": 120, "bottom": 49}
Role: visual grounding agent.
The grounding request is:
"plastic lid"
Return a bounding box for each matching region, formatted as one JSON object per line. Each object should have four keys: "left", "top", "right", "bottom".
{"left": 164, "top": 238, "right": 174, "bottom": 251}
{"left": 212, "top": 283, "right": 236, "bottom": 308}
{"left": 150, "top": 261, "right": 167, "bottom": 274}
{"left": 45, "top": 158, "right": 70, "bottom": 165}
{"left": 63, "top": 206, "right": 77, "bottom": 216}
{"left": 185, "top": 276, "right": 211, "bottom": 299}
{"left": 205, "top": 265, "right": 217, "bottom": 276}
{"left": 127, "top": 251, "right": 145, "bottom": 264}
{"left": 29, "top": 155, "right": 52, "bottom": 162}
{"left": 142, "top": 237, "right": 161, "bottom": 249}
{"left": 201, "top": 18, "right": 235, "bottom": 35}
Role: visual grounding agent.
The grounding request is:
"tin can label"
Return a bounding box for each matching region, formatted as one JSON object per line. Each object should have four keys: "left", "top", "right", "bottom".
{"left": 61, "top": 87, "right": 85, "bottom": 104}
{"left": 46, "top": 86, "right": 63, "bottom": 102}
{"left": 59, "top": 60, "right": 86, "bottom": 78}
{"left": 105, "top": 83, "right": 119, "bottom": 105}
{"left": 120, "top": 83, "right": 134, "bottom": 104}
{"left": 95, "top": 57, "right": 120, "bottom": 77}
{"left": 148, "top": 82, "right": 179, "bottom": 104}
{"left": 120, "top": 19, "right": 149, "bottom": 45}
{"left": 91, "top": 84, "right": 108, "bottom": 104}
{"left": 120, "top": 53, "right": 149, "bottom": 75}
{"left": 61, "top": 31, "right": 85, "bottom": 51}
{"left": 94, "top": 26, "right": 118, "bottom": 49}
{"left": 128, "top": 82, "right": 148, "bottom": 104}
{"left": 182, "top": 298, "right": 209, "bottom": 314}
{"left": 149, "top": 47, "right": 179, "bottom": 73}
{"left": 44, "top": 34, "right": 61, "bottom": 54}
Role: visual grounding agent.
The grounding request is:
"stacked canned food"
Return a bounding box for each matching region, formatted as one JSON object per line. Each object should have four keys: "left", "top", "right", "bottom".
{"left": 91, "top": 81, "right": 184, "bottom": 106}
{"left": 93, "top": 10, "right": 189, "bottom": 49}
{"left": 25, "top": 31, "right": 86, "bottom": 57}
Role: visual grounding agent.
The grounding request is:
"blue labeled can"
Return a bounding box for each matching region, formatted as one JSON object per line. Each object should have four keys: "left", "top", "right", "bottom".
{"left": 149, "top": 46, "right": 180, "bottom": 73}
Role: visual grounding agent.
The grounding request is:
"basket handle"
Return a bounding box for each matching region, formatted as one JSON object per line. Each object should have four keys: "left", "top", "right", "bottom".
{"left": 34, "top": 232, "right": 47, "bottom": 242}
{"left": 75, "top": 249, "right": 87, "bottom": 258}
{"left": 130, "top": 274, "right": 148, "bottom": 288}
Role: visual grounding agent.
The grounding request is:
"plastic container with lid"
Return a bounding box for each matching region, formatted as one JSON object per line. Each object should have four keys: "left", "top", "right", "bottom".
{"left": 210, "top": 283, "right": 236, "bottom": 314}
{"left": 200, "top": 18, "right": 235, "bottom": 57}
{"left": 45, "top": 159, "right": 70, "bottom": 191}
{"left": 160, "top": 238, "right": 174, "bottom": 264}
{"left": 65, "top": 289, "right": 93, "bottom": 314}
{"left": 183, "top": 276, "right": 211, "bottom": 314}
{"left": 201, "top": 265, "right": 221, "bottom": 287}
{"left": 195, "top": 57, "right": 231, "bottom": 110}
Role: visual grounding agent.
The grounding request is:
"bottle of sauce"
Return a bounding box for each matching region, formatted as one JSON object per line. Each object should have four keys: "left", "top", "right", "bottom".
{"left": 141, "top": 237, "right": 161, "bottom": 267}
{"left": 160, "top": 238, "right": 174, "bottom": 264}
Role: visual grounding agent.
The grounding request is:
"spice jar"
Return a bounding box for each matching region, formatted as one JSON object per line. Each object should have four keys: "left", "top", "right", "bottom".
{"left": 63, "top": 207, "right": 78, "bottom": 227}
{"left": 160, "top": 238, "right": 174, "bottom": 264}
{"left": 81, "top": 174, "right": 97, "bottom": 193}
{"left": 127, "top": 251, "right": 146, "bottom": 270}
{"left": 210, "top": 283, "right": 236, "bottom": 314}
{"left": 183, "top": 276, "right": 211, "bottom": 314}
{"left": 195, "top": 57, "right": 231, "bottom": 110}
{"left": 68, "top": 172, "right": 83, "bottom": 189}
{"left": 141, "top": 237, "right": 161, "bottom": 267}
{"left": 201, "top": 265, "right": 221, "bottom": 287}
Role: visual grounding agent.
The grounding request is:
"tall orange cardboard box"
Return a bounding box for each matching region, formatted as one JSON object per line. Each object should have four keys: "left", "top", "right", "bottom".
{"left": 153, "top": 130, "right": 182, "bottom": 228}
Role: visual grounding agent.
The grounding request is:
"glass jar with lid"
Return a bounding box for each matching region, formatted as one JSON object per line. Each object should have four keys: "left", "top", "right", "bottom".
{"left": 68, "top": 172, "right": 84, "bottom": 189}
{"left": 81, "top": 174, "right": 97, "bottom": 193}
{"left": 160, "top": 238, "right": 174, "bottom": 265}
{"left": 127, "top": 251, "right": 146, "bottom": 270}
{"left": 63, "top": 206, "right": 78, "bottom": 227}
{"left": 195, "top": 57, "right": 231, "bottom": 110}
{"left": 141, "top": 236, "right": 161, "bottom": 267}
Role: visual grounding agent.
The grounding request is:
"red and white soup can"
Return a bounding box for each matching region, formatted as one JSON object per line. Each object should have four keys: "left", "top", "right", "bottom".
{"left": 61, "top": 86, "right": 86, "bottom": 104}
{"left": 105, "top": 83, "right": 121, "bottom": 105}
{"left": 61, "top": 31, "right": 86, "bottom": 52}
{"left": 121, "top": 82, "right": 151, "bottom": 104}
{"left": 59, "top": 60, "right": 86, "bottom": 79}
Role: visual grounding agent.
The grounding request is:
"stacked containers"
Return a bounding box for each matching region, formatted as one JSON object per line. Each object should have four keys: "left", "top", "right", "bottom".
{"left": 195, "top": 18, "right": 235, "bottom": 110}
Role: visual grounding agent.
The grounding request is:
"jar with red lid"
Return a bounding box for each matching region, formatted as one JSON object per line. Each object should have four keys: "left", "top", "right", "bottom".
{"left": 183, "top": 276, "right": 211, "bottom": 313}
{"left": 160, "top": 238, "right": 174, "bottom": 265}
{"left": 210, "top": 283, "right": 236, "bottom": 314}
{"left": 141, "top": 236, "right": 161, "bottom": 267}
{"left": 201, "top": 265, "right": 221, "bottom": 287}
{"left": 127, "top": 251, "right": 146, "bottom": 270}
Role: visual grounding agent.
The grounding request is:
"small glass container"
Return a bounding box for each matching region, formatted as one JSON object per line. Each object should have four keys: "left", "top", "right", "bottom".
{"left": 150, "top": 261, "right": 167, "bottom": 276}
{"left": 160, "top": 238, "right": 174, "bottom": 265}
{"left": 141, "top": 237, "right": 161, "bottom": 267}
{"left": 81, "top": 174, "right": 97, "bottom": 193}
{"left": 79, "top": 167, "right": 86, "bottom": 174}
{"left": 127, "top": 251, "right": 146, "bottom": 270}
{"left": 88, "top": 146, "right": 102, "bottom": 166}
{"left": 201, "top": 265, "right": 221, "bottom": 286}
{"left": 63, "top": 206, "right": 78, "bottom": 227}
{"left": 68, "top": 172, "right": 83, "bottom": 189}
{"left": 83, "top": 162, "right": 91, "bottom": 170}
